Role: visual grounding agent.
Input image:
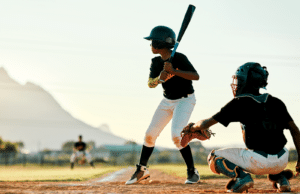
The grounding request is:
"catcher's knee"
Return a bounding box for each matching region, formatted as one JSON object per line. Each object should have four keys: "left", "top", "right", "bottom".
{"left": 172, "top": 136, "right": 182, "bottom": 149}
{"left": 144, "top": 134, "right": 156, "bottom": 147}
{"left": 207, "top": 150, "right": 239, "bottom": 178}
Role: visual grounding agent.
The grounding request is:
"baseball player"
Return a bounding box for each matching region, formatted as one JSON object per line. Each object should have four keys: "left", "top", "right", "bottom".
{"left": 125, "top": 26, "right": 200, "bottom": 185}
{"left": 182, "top": 62, "right": 300, "bottom": 192}
{"left": 70, "top": 135, "right": 95, "bottom": 169}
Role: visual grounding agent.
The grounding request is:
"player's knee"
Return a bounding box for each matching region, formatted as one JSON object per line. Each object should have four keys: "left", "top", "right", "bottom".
{"left": 172, "top": 136, "right": 182, "bottom": 149}
{"left": 144, "top": 134, "right": 156, "bottom": 147}
{"left": 207, "top": 150, "right": 239, "bottom": 178}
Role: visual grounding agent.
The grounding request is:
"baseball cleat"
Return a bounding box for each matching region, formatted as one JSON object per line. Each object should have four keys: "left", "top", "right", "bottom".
{"left": 226, "top": 174, "right": 254, "bottom": 193}
{"left": 274, "top": 175, "right": 291, "bottom": 192}
{"left": 125, "top": 164, "right": 150, "bottom": 185}
{"left": 185, "top": 168, "right": 200, "bottom": 184}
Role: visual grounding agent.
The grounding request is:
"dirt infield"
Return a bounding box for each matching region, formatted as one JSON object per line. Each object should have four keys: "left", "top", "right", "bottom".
{"left": 0, "top": 168, "right": 299, "bottom": 194}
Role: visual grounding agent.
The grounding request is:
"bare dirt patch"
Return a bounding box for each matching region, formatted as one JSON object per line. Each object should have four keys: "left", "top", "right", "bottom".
{"left": 0, "top": 168, "right": 299, "bottom": 193}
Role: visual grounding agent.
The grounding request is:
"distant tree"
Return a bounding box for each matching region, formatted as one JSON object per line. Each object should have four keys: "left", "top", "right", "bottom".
{"left": 289, "top": 149, "right": 298, "bottom": 161}
{"left": 124, "top": 140, "right": 137, "bottom": 146}
{"left": 189, "top": 141, "right": 208, "bottom": 164}
{"left": 3, "top": 142, "right": 18, "bottom": 165}
{"left": 157, "top": 151, "right": 171, "bottom": 163}
{"left": 41, "top": 148, "right": 52, "bottom": 155}
{"left": 3, "top": 142, "right": 17, "bottom": 153}
{"left": 62, "top": 141, "right": 75, "bottom": 152}
{"left": 0, "top": 137, "right": 4, "bottom": 147}
{"left": 15, "top": 141, "right": 24, "bottom": 151}
{"left": 87, "top": 141, "right": 96, "bottom": 150}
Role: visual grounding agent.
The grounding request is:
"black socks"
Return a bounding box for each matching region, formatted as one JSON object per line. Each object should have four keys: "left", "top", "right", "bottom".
{"left": 180, "top": 145, "right": 195, "bottom": 171}
{"left": 139, "top": 145, "right": 154, "bottom": 166}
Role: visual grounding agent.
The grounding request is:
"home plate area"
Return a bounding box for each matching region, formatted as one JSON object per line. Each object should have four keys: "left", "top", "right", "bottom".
{"left": 1, "top": 168, "right": 299, "bottom": 193}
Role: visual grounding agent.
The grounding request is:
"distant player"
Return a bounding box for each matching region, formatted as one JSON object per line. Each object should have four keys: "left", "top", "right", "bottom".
{"left": 182, "top": 62, "right": 300, "bottom": 192}
{"left": 70, "top": 135, "right": 95, "bottom": 169}
{"left": 126, "top": 26, "right": 200, "bottom": 185}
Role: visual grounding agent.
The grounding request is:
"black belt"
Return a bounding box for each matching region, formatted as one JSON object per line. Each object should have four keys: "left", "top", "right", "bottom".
{"left": 253, "top": 149, "right": 285, "bottom": 158}
{"left": 182, "top": 93, "right": 193, "bottom": 98}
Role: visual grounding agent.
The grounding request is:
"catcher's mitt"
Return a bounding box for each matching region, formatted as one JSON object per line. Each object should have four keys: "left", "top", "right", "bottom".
{"left": 181, "top": 122, "right": 215, "bottom": 147}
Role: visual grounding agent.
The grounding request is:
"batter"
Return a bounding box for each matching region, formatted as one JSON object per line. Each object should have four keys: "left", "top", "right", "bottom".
{"left": 126, "top": 26, "right": 200, "bottom": 185}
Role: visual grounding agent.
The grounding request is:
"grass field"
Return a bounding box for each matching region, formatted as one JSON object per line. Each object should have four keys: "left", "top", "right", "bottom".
{"left": 0, "top": 164, "right": 123, "bottom": 182}
{"left": 0, "top": 162, "right": 297, "bottom": 182}
{"left": 152, "top": 161, "right": 299, "bottom": 179}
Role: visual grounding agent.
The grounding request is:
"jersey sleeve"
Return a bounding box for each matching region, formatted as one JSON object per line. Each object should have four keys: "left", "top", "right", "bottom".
{"left": 212, "top": 99, "right": 241, "bottom": 127}
{"left": 149, "top": 57, "right": 162, "bottom": 78}
{"left": 176, "top": 53, "right": 197, "bottom": 72}
{"left": 276, "top": 98, "right": 293, "bottom": 128}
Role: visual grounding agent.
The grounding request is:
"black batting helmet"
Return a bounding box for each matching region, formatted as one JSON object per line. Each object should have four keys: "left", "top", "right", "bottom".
{"left": 144, "top": 26, "right": 176, "bottom": 49}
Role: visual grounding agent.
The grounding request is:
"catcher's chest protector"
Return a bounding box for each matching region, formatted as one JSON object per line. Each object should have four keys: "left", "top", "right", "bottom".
{"left": 238, "top": 94, "right": 283, "bottom": 152}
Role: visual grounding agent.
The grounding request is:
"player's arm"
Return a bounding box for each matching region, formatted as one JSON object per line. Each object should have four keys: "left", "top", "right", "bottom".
{"left": 287, "top": 121, "right": 300, "bottom": 176}
{"left": 148, "top": 70, "right": 172, "bottom": 88}
{"left": 164, "top": 62, "right": 199, "bottom": 80}
{"left": 191, "top": 117, "right": 218, "bottom": 132}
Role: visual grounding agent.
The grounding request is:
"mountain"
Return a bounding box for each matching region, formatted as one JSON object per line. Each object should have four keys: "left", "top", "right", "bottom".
{"left": 0, "top": 67, "right": 127, "bottom": 152}
{"left": 98, "top": 124, "right": 112, "bottom": 134}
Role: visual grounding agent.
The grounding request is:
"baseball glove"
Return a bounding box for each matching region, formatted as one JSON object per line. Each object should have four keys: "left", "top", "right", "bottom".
{"left": 78, "top": 158, "right": 86, "bottom": 165}
{"left": 181, "top": 122, "right": 215, "bottom": 147}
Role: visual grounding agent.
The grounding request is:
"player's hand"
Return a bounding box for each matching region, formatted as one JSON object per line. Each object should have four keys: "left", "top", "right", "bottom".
{"left": 191, "top": 120, "right": 207, "bottom": 132}
{"left": 164, "top": 62, "right": 175, "bottom": 74}
{"left": 159, "top": 70, "right": 169, "bottom": 81}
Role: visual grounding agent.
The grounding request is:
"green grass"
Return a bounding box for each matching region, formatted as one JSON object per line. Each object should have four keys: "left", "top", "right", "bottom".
{"left": 151, "top": 161, "right": 299, "bottom": 180}
{"left": 0, "top": 162, "right": 297, "bottom": 182}
{"left": 0, "top": 164, "right": 123, "bottom": 182}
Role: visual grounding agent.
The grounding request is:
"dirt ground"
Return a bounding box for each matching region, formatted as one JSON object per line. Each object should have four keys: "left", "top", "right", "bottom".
{"left": 0, "top": 168, "right": 299, "bottom": 194}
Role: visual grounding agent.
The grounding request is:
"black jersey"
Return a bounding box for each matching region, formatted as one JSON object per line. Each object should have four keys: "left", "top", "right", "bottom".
{"left": 212, "top": 94, "right": 293, "bottom": 154}
{"left": 74, "top": 142, "right": 86, "bottom": 151}
{"left": 149, "top": 52, "right": 197, "bottom": 100}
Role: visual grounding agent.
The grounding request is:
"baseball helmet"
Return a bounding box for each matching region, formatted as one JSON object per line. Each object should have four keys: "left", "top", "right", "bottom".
{"left": 231, "top": 62, "right": 269, "bottom": 97}
{"left": 144, "top": 26, "right": 176, "bottom": 48}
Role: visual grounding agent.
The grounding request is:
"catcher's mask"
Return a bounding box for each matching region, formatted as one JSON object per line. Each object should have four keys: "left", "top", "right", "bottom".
{"left": 231, "top": 62, "right": 269, "bottom": 97}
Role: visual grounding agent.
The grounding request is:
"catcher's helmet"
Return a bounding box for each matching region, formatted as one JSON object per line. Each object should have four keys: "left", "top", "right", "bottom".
{"left": 231, "top": 62, "right": 268, "bottom": 97}
{"left": 144, "top": 26, "right": 176, "bottom": 48}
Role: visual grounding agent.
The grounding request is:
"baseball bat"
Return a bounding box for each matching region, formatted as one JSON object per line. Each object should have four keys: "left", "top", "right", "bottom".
{"left": 169, "top": 4, "right": 196, "bottom": 62}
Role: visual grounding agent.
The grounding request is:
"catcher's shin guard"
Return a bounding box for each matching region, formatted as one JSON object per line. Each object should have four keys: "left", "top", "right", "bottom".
{"left": 207, "top": 150, "right": 238, "bottom": 178}
{"left": 268, "top": 169, "right": 293, "bottom": 192}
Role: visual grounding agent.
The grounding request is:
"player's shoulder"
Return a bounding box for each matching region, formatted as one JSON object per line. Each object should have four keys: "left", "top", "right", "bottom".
{"left": 174, "top": 52, "right": 188, "bottom": 59}
{"left": 267, "top": 94, "right": 286, "bottom": 105}
{"left": 151, "top": 56, "right": 162, "bottom": 62}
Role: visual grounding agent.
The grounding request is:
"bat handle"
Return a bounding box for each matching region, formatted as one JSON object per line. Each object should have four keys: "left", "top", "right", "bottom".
{"left": 169, "top": 42, "right": 179, "bottom": 63}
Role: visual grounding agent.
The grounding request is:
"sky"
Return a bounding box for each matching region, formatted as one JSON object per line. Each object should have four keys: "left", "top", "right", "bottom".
{"left": 0, "top": 0, "right": 300, "bottom": 149}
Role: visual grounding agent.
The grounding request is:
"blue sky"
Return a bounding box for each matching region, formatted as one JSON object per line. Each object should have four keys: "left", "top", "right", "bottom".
{"left": 1, "top": 0, "right": 300, "bottom": 149}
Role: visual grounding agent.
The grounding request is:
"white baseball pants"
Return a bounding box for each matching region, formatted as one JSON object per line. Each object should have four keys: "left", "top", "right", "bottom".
{"left": 144, "top": 93, "right": 196, "bottom": 150}
{"left": 70, "top": 151, "right": 92, "bottom": 163}
{"left": 214, "top": 147, "right": 289, "bottom": 175}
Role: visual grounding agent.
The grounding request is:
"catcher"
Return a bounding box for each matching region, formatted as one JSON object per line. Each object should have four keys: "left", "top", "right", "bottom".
{"left": 181, "top": 62, "right": 300, "bottom": 193}
{"left": 70, "top": 135, "right": 95, "bottom": 169}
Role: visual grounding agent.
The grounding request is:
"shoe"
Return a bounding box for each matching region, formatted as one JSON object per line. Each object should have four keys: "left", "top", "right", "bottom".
{"left": 125, "top": 164, "right": 150, "bottom": 185}
{"left": 226, "top": 174, "right": 254, "bottom": 193}
{"left": 268, "top": 170, "right": 293, "bottom": 192}
{"left": 185, "top": 168, "right": 200, "bottom": 184}
{"left": 274, "top": 175, "right": 291, "bottom": 192}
